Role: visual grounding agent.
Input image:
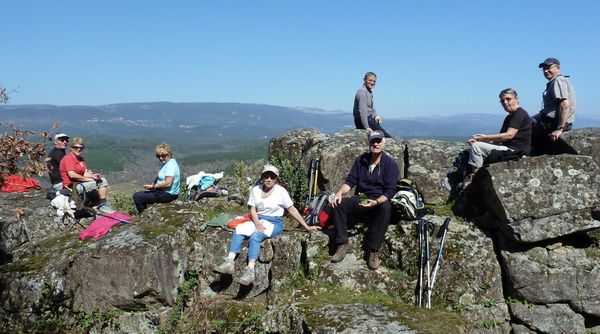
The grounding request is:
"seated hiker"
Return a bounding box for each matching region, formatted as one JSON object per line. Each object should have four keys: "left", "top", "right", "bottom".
{"left": 46, "top": 133, "right": 69, "bottom": 191}
{"left": 353, "top": 72, "right": 392, "bottom": 138}
{"left": 531, "top": 58, "right": 577, "bottom": 155}
{"left": 59, "top": 137, "right": 115, "bottom": 214}
{"left": 462, "top": 88, "right": 531, "bottom": 189}
{"left": 213, "top": 164, "right": 320, "bottom": 285}
{"left": 133, "top": 143, "right": 180, "bottom": 213}
{"left": 328, "top": 130, "right": 400, "bottom": 270}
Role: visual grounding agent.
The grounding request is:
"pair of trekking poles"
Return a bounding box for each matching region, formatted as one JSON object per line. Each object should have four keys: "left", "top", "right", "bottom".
{"left": 306, "top": 159, "right": 321, "bottom": 203}
{"left": 415, "top": 217, "right": 450, "bottom": 308}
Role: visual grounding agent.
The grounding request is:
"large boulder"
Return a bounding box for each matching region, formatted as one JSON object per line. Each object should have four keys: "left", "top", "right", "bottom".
{"left": 500, "top": 237, "right": 600, "bottom": 318}
{"left": 404, "top": 139, "right": 464, "bottom": 204}
{"left": 474, "top": 155, "right": 600, "bottom": 242}
{"left": 559, "top": 127, "right": 600, "bottom": 167}
{"left": 508, "top": 303, "right": 586, "bottom": 334}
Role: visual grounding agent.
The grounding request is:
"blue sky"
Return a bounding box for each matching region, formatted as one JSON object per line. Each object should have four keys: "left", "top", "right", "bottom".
{"left": 3, "top": 0, "right": 599, "bottom": 118}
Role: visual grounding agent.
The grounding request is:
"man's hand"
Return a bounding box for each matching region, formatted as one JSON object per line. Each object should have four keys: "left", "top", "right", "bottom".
{"left": 359, "top": 199, "right": 379, "bottom": 208}
{"left": 549, "top": 129, "right": 563, "bottom": 141}
{"left": 330, "top": 193, "right": 343, "bottom": 208}
{"left": 375, "top": 116, "right": 382, "bottom": 125}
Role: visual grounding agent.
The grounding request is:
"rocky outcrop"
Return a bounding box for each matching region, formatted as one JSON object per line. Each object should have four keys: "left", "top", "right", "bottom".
{"left": 474, "top": 155, "right": 600, "bottom": 243}
{"left": 2, "top": 127, "right": 600, "bottom": 333}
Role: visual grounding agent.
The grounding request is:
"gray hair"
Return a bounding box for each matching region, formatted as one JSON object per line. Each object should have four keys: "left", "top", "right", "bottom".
{"left": 363, "top": 72, "right": 377, "bottom": 80}
{"left": 499, "top": 88, "right": 518, "bottom": 99}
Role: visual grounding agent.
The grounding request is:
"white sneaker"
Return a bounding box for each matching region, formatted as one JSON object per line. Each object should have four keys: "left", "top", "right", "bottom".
{"left": 98, "top": 204, "right": 116, "bottom": 214}
{"left": 237, "top": 266, "right": 255, "bottom": 285}
{"left": 213, "top": 257, "right": 234, "bottom": 275}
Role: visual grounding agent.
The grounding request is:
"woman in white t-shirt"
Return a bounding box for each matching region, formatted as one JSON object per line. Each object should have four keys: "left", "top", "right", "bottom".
{"left": 213, "top": 164, "right": 320, "bottom": 285}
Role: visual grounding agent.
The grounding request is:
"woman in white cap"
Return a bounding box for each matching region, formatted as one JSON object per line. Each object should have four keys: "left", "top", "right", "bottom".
{"left": 214, "top": 164, "right": 320, "bottom": 285}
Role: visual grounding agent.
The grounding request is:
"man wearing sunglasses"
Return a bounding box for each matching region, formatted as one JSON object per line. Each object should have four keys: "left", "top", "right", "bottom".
{"left": 531, "top": 57, "right": 576, "bottom": 155}
{"left": 46, "top": 133, "right": 69, "bottom": 191}
{"left": 59, "top": 137, "right": 115, "bottom": 213}
{"left": 328, "top": 130, "right": 400, "bottom": 270}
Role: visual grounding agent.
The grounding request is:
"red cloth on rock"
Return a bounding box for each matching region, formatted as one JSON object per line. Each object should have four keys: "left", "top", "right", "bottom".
{"left": 0, "top": 174, "right": 41, "bottom": 192}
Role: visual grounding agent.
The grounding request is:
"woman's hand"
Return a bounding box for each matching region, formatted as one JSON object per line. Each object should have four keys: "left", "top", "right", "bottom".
{"left": 304, "top": 225, "right": 321, "bottom": 231}
{"left": 254, "top": 220, "right": 265, "bottom": 233}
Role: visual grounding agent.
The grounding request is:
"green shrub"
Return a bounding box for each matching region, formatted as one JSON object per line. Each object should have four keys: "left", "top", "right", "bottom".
{"left": 270, "top": 151, "right": 307, "bottom": 209}
{"left": 112, "top": 193, "right": 137, "bottom": 216}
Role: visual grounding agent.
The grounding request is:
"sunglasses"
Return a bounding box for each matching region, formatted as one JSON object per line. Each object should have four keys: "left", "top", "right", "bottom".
{"left": 262, "top": 173, "right": 277, "bottom": 180}
{"left": 156, "top": 154, "right": 168, "bottom": 159}
{"left": 58, "top": 138, "right": 69, "bottom": 143}
{"left": 542, "top": 64, "right": 556, "bottom": 71}
{"left": 72, "top": 146, "right": 84, "bottom": 151}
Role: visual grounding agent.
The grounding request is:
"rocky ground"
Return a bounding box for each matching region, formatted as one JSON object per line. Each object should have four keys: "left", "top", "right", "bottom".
{"left": 1, "top": 128, "right": 599, "bottom": 333}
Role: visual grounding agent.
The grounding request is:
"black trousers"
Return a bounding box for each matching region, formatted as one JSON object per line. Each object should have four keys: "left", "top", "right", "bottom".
{"left": 331, "top": 195, "right": 392, "bottom": 252}
{"left": 133, "top": 189, "right": 178, "bottom": 213}
{"left": 531, "top": 114, "right": 572, "bottom": 156}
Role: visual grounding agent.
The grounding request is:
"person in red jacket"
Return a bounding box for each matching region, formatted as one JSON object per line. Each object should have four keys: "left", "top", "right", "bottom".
{"left": 59, "top": 137, "right": 114, "bottom": 213}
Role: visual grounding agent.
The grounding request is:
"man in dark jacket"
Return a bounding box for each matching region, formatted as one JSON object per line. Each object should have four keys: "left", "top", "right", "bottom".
{"left": 328, "top": 130, "right": 400, "bottom": 270}
{"left": 46, "top": 133, "right": 69, "bottom": 191}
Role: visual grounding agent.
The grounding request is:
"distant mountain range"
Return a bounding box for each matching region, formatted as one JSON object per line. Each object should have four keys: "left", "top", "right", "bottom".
{"left": 1, "top": 102, "right": 598, "bottom": 142}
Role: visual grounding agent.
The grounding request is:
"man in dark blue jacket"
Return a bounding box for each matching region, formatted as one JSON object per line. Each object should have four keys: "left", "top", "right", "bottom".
{"left": 329, "top": 130, "right": 400, "bottom": 270}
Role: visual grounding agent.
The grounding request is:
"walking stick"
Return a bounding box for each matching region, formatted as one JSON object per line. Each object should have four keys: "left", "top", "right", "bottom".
{"left": 415, "top": 219, "right": 424, "bottom": 306}
{"left": 424, "top": 219, "right": 431, "bottom": 308}
{"left": 427, "top": 217, "right": 451, "bottom": 308}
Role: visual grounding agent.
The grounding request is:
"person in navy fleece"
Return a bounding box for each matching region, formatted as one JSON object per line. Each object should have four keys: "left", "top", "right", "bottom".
{"left": 328, "top": 130, "right": 400, "bottom": 270}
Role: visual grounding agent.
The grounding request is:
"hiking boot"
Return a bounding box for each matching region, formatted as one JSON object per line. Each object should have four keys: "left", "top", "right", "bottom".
{"left": 213, "top": 257, "right": 235, "bottom": 275}
{"left": 98, "top": 204, "right": 116, "bottom": 214}
{"left": 331, "top": 243, "right": 352, "bottom": 263}
{"left": 237, "top": 266, "right": 255, "bottom": 285}
{"left": 367, "top": 251, "right": 380, "bottom": 270}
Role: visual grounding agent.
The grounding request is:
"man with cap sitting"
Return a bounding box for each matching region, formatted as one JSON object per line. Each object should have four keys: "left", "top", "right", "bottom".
{"left": 328, "top": 130, "right": 400, "bottom": 270}
{"left": 46, "top": 133, "right": 69, "bottom": 191}
{"left": 531, "top": 57, "right": 577, "bottom": 155}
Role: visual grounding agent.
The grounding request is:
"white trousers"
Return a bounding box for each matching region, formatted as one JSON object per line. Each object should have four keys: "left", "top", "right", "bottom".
{"left": 468, "top": 141, "right": 511, "bottom": 167}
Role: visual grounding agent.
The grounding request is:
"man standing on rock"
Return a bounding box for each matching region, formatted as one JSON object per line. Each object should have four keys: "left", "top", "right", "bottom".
{"left": 46, "top": 133, "right": 69, "bottom": 191}
{"left": 531, "top": 57, "right": 576, "bottom": 154}
{"left": 328, "top": 130, "right": 399, "bottom": 270}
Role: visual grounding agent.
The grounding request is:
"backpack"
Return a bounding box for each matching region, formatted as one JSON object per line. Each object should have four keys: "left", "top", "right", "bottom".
{"left": 391, "top": 178, "right": 425, "bottom": 220}
{"left": 303, "top": 191, "right": 333, "bottom": 227}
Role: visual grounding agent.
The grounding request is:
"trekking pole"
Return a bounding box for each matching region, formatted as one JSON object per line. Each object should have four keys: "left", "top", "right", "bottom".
{"left": 427, "top": 217, "right": 451, "bottom": 309}
{"left": 307, "top": 159, "right": 316, "bottom": 203}
{"left": 415, "top": 219, "right": 424, "bottom": 307}
{"left": 424, "top": 219, "right": 432, "bottom": 308}
{"left": 96, "top": 212, "right": 131, "bottom": 224}
{"left": 313, "top": 159, "right": 320, "bottom": 196}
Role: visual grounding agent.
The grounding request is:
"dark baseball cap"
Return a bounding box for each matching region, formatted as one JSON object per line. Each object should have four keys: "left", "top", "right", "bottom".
{"left": 538, "top": 58, "right": 560, "bottom": 68}
{"left": 368, "top": 130, "right": 385, "bottom": 142}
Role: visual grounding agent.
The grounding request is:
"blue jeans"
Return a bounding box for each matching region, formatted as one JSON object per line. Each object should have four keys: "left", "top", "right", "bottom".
{"left": 229, "top": 215, "right": 284, "bottom": 261}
